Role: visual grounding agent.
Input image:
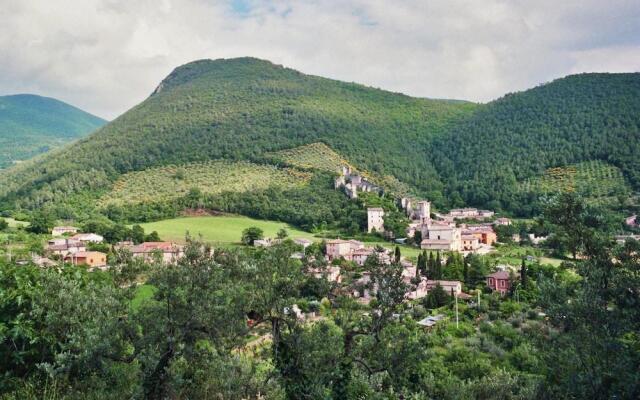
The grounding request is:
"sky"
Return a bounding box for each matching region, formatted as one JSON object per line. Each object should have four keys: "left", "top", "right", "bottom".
{"left": 1, "top": 0, "right": 639, "bottom": 119}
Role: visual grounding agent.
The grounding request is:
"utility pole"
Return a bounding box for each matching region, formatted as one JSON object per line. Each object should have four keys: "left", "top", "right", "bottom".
{"left": 477, "top": 290, "right": 480, "bottom": 308}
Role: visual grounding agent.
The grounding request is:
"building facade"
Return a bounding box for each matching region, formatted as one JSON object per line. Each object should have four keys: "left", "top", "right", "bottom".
{"left": 367, "top": 208, "right": 385, "bottom": 233}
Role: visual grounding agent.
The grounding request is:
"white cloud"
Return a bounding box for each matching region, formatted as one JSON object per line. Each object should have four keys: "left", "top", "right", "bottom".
{"left": 0, "top": 0, "right": 638, "bottom": 119}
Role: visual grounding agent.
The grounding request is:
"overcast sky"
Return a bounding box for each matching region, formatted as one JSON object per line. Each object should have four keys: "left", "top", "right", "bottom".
{"left": 2, "top": 0, "right": 639, "bottom": 119}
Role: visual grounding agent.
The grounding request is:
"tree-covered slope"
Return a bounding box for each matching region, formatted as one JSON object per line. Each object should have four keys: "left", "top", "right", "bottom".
{"left": 429, "top": 73, "right": 640, "bottom": 215}
{"left": 0, "top": 94, "right": 106, "bottom": 168}
{"left": 0, "top": 57, "right": 477, "bottom": 210}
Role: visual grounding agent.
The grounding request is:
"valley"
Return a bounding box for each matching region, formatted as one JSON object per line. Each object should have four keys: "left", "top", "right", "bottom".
{"left": 1, "top": 57, "right": 639, "bottom": 400}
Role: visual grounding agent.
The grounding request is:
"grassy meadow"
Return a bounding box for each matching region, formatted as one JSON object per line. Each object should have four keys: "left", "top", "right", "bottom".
{"left": 5, "top": 218, "right": 29, "bottom": 228}
{"left": 138, "top": 215, "right": 316, "bottom": 246}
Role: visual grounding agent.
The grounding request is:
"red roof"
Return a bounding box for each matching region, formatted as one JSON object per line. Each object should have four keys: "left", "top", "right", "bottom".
{"left": 487, "top": 270, "right": 510, "bottom": 280}
{"left": 130, "top": 242, "right": 180, "bottom": 253}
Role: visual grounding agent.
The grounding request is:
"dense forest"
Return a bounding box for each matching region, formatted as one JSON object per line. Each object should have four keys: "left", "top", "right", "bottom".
{"left": 0, "top": 94, "right": 106, "bottom": 169}
{"left": 0, "top": 59, "right": 638, "bottom": 224}
{"left": 429, "top": 73, "right": 640, "bottom": 216}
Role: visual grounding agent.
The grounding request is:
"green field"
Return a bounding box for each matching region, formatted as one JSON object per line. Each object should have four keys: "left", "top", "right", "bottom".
{"left": 488, "top": 244, "right": 564, "bottom": 267}
{"left": 4, "top": 218, "right": 28, "bottom": 228}
{"left": 138, "top": 215, "right": 316, "bottom": 246}
{"left": 100, "top": 160, "right": 311, "bottom": 206}
{"left": 367, "top": 241, "right": 423, "bottom": 260}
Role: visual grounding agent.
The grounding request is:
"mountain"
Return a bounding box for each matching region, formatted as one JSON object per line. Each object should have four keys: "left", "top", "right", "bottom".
{"left": 0, "top": 94, "right": 106, "bottom": 169}
{"left": 0, "top": 57, "right": 476, "bottom": 214}
{"left": 0, "top": 58, "right": 638, "bottom": 223}
{"left": 428, "top": 72, "right": 640, "bottom": 215}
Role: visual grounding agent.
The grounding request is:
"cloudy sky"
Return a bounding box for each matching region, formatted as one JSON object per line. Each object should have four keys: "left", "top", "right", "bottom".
{"left": 2, "top": 0, "right": 639, "bottom": 119}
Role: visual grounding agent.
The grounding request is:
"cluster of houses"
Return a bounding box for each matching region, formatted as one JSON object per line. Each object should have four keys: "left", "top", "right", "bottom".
{"left": 310, "top": 237, "right": 516, "bottom": 304}
{"left": 332, "top": 164, "right": 513, "bottom": 257}
{"left": 404, "top": 201, "right": 510, "bottom": 254}
{"left": 334, "top": 166, "right": 382, "bottom": 199}
{"left": 39, "top": 225, "right": 184, "bottom": 269}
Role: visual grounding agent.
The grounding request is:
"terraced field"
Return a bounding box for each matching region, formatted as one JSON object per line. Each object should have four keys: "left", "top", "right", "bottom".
{"left": 269, "top": 142, "right": 414, "bottom": 196}
{"left": 268, "top": 142, "right": 351, "bottom": 173}
{"left": 520, "top": 160, "right": 630, "bottom": 203}
{"left": 100, "top": 160, "right": 311, "bottom": 206}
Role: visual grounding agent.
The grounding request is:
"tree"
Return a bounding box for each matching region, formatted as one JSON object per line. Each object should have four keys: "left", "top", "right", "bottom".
{"left": 144, "top": 231, "right": 161, "bottom": 242}
{"left": 539, "top": 236, "right": 640, "bottom": 398}
{"left": 544, "top": 192, "right": 590, "bottom": 259}
{"left": 423, "top": 283, "right": 450, "bottom": 308}
{"left": 417, "top": 251, "right": 427, "bottom": 276}
{"left": 413, "top": 230, "right": 422, "bottom": 246}
{"left": 26, "top": 211, "right": 54, "bottom": 234}
{"left": 0, "top": 218, "right": 8, "bottom": 231}
{"left": 520, "top": 258, "right": 528, "bottom": 288}
{"left": 394, "top": 246, "right": 401, "bottom": 263}
{"left": 137, "top": 240, "right": 254, "bottom": 399}
{"left": 241, "top": 227, "right": 264, "bottom": 246}
{"left": 277, "top": 228, "right": 288, "bottom": 240}
{"left": 131, "top": 224, "right": 145, "bottom": 244}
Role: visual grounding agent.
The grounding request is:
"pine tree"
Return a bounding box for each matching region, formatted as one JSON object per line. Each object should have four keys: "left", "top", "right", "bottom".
{"left": 434, "top": 252, "right": 442, "bottom": 279}
{"left": 428, "top": 252, "right": 436, "bottom": 279}
{"left": 520, "top": 258, "right": 528, "bottom": 288}
{"left": 394, "top": 246, "right": 401, "bottom": 263}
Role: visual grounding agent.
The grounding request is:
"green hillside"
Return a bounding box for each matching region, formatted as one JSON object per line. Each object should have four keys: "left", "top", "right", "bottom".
{"left": 429, "top": 73, "right": 640, "bottom": 215}
{"left": 0, "top": 58, "right": 476, "bottom": 213}
{"left": 0, "top": 59, "right": 638, "bottom": 223}
{"left": 0, "top": 94, "right": 106, "bottom": 168}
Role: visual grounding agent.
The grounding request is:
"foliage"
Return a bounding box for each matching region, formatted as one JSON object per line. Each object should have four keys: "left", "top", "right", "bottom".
{"left": 430, "top": 72, "right": 640, "bottom": 215}
{"left": 0, "top": 57, "right": 475, "bottom": 214}
{"left": 241, "top": 226, "right": 264, "bottom": 245}
{"left": 538, "top": 236, "right": 640, "bottom": 398}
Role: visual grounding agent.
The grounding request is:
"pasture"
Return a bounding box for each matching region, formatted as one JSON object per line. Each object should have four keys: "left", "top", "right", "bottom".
{"left": 138, "top": 215, "right": 316, "bottom": 246}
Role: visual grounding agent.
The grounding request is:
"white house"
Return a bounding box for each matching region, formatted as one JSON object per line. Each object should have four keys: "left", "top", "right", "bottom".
{"left": 52, "top": 226, "right": 79, "bottom": 236}
{"left": 367, "top": 207, "right": 385, "bottom": 233}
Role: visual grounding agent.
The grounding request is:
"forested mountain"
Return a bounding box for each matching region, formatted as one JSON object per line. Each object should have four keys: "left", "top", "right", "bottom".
{"left": 0, "top": 94, "right": 106, "bottom": 168}
{"left": 0, "top": 59, "right": 638, "bottom": 222}
{"left": 0, "top": 57, "right": 476, "bottom": 212}
{"left": 429, "top": 73, "right": 640, "bottom": 215}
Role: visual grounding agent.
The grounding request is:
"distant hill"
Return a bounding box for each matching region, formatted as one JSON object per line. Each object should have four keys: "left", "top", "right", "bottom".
{"left": 0, "top": 94, "right": 106, "bottom": 168}
{"left": 0, "top": 59, "right": 638, "bottom": 222}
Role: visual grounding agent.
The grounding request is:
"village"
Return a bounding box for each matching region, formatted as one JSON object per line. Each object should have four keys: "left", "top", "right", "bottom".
{"left": 22, "top": 164, "right": 526, "bottom": 319}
